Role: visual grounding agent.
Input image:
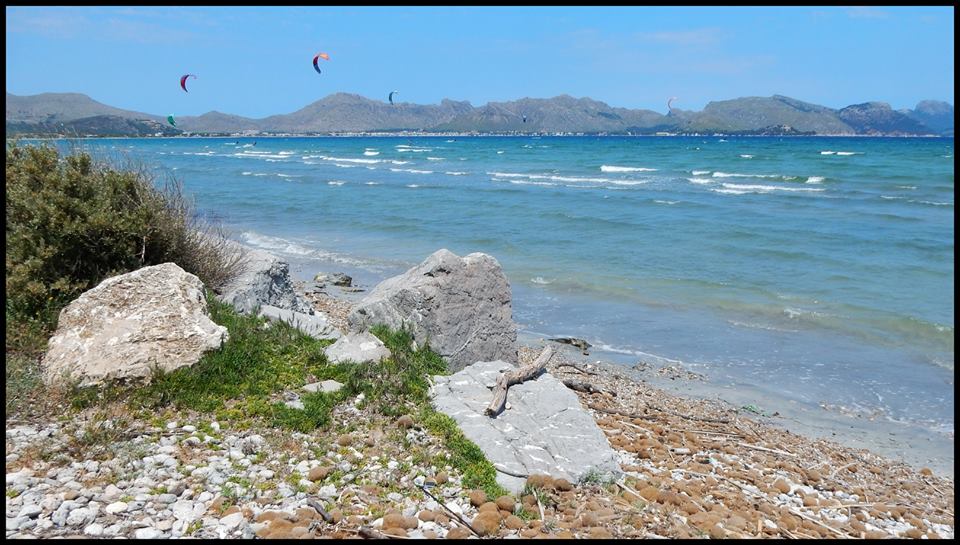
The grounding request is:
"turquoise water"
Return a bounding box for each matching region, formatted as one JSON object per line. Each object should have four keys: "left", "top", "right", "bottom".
{"left": 47, "top": 136, "right": 954, "bottom": 438}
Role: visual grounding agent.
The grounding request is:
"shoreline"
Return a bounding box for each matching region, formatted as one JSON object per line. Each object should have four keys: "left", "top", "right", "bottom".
{"left": 288, "top": 247, "right": 954, "bottom": 481}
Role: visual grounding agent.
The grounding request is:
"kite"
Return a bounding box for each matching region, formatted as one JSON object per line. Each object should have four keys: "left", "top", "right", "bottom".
{"left": 167, "top": 115, "right": 177, "bottom": 128}
{"left": 389, "top": 90, "right": 399, "bottom": 105}
{"left": 313, "top": 52, "right": 330, "bottom": 74}
{"left": 522, "top": 114, "right": 527, "bottom": 123}
{"left": 180, "top": 74, "right": 197, "bottom": 93}
{"left": 667, "top": 97, "right": 678, "bottom": 111}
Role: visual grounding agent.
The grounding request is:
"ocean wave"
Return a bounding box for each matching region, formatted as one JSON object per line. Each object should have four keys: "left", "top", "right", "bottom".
{"left": 806, "top": 176, "right": 825, "bottom": 184}
{"left": 654, "top": 200, "right": 679, "bottom": 205}
{"left": 327, "top": 180, "right": 345, "bottom": 186}
{"left": 278, "top": 151, "right": 295, "bottom": 156}
{"left": 333, "top": 163, "right": 357, "bottom": 168}
{"left": 240, "top": 231, "right": 373, "bottom": 267}
{"left": 728, "top": 320, "right": 798, "bottom": 333}
{"left": 910, "top": 200, "right": 953, "bottom": 207}
{"left": 691, "top": 170, "right": 711, "bottom": 175}
{"left": 712, "top": 171, "right": 786, "bottom": 179}
{"left": 405, "top": 184, "right": 420, "bottom": 188}
{"left": 530, "top": 276, "right": 553, "bottom": 285}
{"left": 820, "top": 151, "right": 836, "bottom": 155}
{"left": 712, "top": 183, "right": 825, "bottom": 195}
{"left": 365, "top": 181, "right": 380, "bottom": 185}
{"left": 497, "top": 151, "right": 505, "bottom": 154}
{"left": 363, "top": 150, "right": 380, "bottom": 156}
{"left": 445, "top": 171, "right": 468, "bottom": 176}
{"left": 488, "top": 171, "right": 613, "bottom": 183}
{"left": 687, "top": 177, "right": 713, "bottom": 185}
{"left": 836, "top": 151, "right": 860, "bottom": 156}
{"left": 390, "top": 168, "right": 433, "bottom": 174}
{"left": 739, "top": 154, "right": 754, "bottom": 159}
{"left": 276, "top": 173, "right": 301, "bottom": 178}
{"left": 501, "top": 179, "right": 557, "bottom": 187}
{"left": 600, "top": 165, "right": 658, "bottom": 172}
{"left": 896, "top": 185, "right": 917, "bottom": 190}
{"left": 320, "top": 156, "right": 380, "bottom": 164}
{"left": 427, "top": 157, "right": 444, "bottom": 161}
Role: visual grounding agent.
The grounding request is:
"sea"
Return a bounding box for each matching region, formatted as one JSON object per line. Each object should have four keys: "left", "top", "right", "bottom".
{"left": 39, "top": 135, "right": 954, "bottom": 471}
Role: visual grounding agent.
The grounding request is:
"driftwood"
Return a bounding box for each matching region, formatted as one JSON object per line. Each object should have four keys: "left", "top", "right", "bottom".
{"left": 557, "top": 362, "right": 598, "bottom": 375}
{"left": 484, "top": 346, "right": 555, "bottom": 417}
{"left": 549, "top": 337, "right": 591, "bottom": 354}
{"left": 562, "top": 378, "right": 616, "bottom": 397}
{"left": 416, "top": 483, "right": 481, "bottom": 537}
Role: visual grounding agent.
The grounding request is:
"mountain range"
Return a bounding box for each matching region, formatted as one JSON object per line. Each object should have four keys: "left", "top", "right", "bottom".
{"left": 6, "top": 92, "right": 954, "bottom": 137}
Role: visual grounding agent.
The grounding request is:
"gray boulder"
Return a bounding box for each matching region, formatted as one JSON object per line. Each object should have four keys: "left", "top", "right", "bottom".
{"left": 258, "top": 305, "right": 340, "bottom": 340}
{"left": 347, "top": 249, "right": 517, "bottom": 372}
{"left": 42, "top": 263, "right": 227, "bottom": 387}
{"left": 323, "top": 332, "right": 391, "bottom": 364}
{"left": 314, "top": 272, "right": 353, "bottom": 287}
{"left": 430, "top": 360, "right": 621, "bottom": 492}
{"left": 218, "top": 246, "right": 314, "bottom": 315}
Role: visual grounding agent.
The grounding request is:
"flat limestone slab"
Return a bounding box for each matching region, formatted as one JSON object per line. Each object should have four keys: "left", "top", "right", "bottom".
{"left": 430, "top": 360, "right": 621, "bottom": 492}
{"left": 258, "top": 305, "right": 340, "bottom": 340}
{"left": 323, "top": 332, "right": 391, "bottom": 365}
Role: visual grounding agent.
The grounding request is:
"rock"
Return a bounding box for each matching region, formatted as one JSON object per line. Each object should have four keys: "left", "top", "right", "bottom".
{"left": 315, "top": 272, "right": 353, "bottom": 287}
{"left": 218, "top": 246, "right": 314, "bottom": 315}
{"left": 83, "top": 523, "right": 105, "bottom": 537}
{"left": 469, "top": 491, "right": 487, "bottom": 507}
{"left": 431, "top": 360, "right": 621, "bottom": 492}
{"left": 447, "top": 527, "right": 472, "bottom": 539}
{"left": 41, "top": 263, "right": 227, "bottom": 386}
{"left": 134, "top": 527, "right": 163, "bottom": 539}
{"left": 303, "top": 380, "right": 344, "bottom": 394}
{"left": 105, "top": 502, "right": 128, "bottom": 515}
{"left": 220, "top": 512, "right": 244, "bottom": 528}
{"left": 347, "top": 249, "right": 518, "bottom": 371}
{"left": 66, "top": 507, "right": 94, "bottom": 527}
{"left": 548, "top": 337, "right": 592, "bottom": 354}
{"left": 18, "top": 504, "right": 42, "bottom": 519}
{"left": 323, "top": 332, "right": 391, "bottom": 365}
{"left": 258, "top": 305, "right": 340, "bottom": 340}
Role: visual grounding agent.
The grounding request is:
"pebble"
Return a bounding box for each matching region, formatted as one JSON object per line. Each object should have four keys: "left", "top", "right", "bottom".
{"left": 135, "top": 527, "right": 163, "bottom": 539}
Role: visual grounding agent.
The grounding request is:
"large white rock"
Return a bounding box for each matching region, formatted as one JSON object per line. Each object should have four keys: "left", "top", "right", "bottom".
{"left": 218, "top": 245, "right": 314, "bottom": 315}
{"left": 430, "top": 360, "right": 621, "bottom": 492}
{"left": 348, "top": 249, "right": 518, "bottom": 372}
{"left": 258, "top": 305, "right": 340, "bottom": 340}
{"left": 323, "top": 332, "right": 391, "bottom": 364}
{"left": 42, "top": 263, "right": 227, "bottom": 386}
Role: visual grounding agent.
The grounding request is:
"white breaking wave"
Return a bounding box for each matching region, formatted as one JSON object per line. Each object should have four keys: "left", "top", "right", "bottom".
{"left": 739, "top": 154, "right": 754, "bottom": 159}
{"left": 240, "top": 231, "right": 373, "bottom": 266}
{"left": 365, "top": 181, "right": 380, "bottom": 185}
{"left": 712, "top": 171, "right": 784, "bottom": 179}
{"left": 600, "top": 165, "right": 657, "bottom": 172}
{"left": 497, "top": 151, "right": 505, "bottom": 154}
{"left": 327, "top": 180, "right": 346, "bottom": 186}
{"left": 488, "top": 171, "right": 612, "bottom": 183}
{"left": 363, "top": 151, "right": 380, "bottom": 156}
{"left": 654, "top": 200, "right": 679, "bottom": 205}
{"left": 691, "top": 170, "right": 711, "bottom": 175}
{"left": 427, "top": 157, "right": 444, "bottom": 161}
{"left": 390, "top": 168, "right": 433, "bottom": 174}
{"left": 278, "top": 151, "right": 295, "bottom": 156}
{"left": 836, "top": 151, "right": 859, "bottom": 156}
{"left": 333, "top": 163, "right": 358, "bottom": 168}
{"left": 241, "top": 171, "right": 253, "bottom": 175}
{"left": 806, "top": 176, "right": 825, "bottom": 184}
{"left": 406, "top": 184, "right": 420, "bottom": 188}
{"left": 530, "top": 277, "right": 553, "bottom": 285}
{"left": 687, "top": 177, "right": 714, "bottom": 185}
{"left": 276, "top": 174, "right": 301, "bottom": 178}
{"left": 321, "top": 156, "right": 380, "bottom": 164}
{"left": 445, "top": 171, "right": 468, "bottom": 176}
{"left": 820, "top": 151, "right": 836, "bottom": 155}
{"left": 714, "top": 183, "right": 824, "bottom": 194}
{"left": 502, "top": 179, "right": 557, "bottom": 187}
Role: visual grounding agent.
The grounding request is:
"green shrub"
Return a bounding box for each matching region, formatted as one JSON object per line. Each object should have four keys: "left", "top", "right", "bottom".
{"left": 5, "top": 142, "right": 245, "bottom": 323}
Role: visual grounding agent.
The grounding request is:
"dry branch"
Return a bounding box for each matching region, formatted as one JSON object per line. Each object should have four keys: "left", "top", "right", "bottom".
{"left": 485, "top": 346, "right": 555, "bottom": 417}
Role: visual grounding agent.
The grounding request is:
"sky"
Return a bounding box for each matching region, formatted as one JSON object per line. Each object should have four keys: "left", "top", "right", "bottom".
{"left": 6, "top": 6, "right": 955, "bottom": 119}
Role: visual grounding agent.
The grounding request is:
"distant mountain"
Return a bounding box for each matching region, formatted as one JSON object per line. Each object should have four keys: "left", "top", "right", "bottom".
{"left": 902, "top": 100, "right": 954, "bottom": 134}
{"left": 6, "top": 92, "right": 162, "bottom": 124}
{"left": 6, "top": 91, "right": 953, "bottom": 136}
{"left": 838, "top": 102, "right": 931, "bottom": 135}
{"left": 6, "top": 115, "right": 180, "bottom": 137}
{"left": 678, "top": 95, "right": 855, "bottom": 134}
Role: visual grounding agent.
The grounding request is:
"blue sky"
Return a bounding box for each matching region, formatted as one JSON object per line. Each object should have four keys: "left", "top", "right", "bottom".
{"left": 6, "top": 6, "right": 955, "bottom": 118}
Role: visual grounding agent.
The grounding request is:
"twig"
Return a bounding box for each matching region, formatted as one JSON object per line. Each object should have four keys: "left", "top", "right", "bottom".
{"left": 562, "top": 378, "right": 616, "bottom": 397}
{"left": 556, "top": 363, "right": 598, "bottom": 376}
{"left": 615, "top": 480, "right": 644, "bottom": 502}
{"left": 828, "top": 462, "right": 857, "bottom": 480}
{"left": 358, "top": 526, "right": 410, "bottom": 539}
{"left": 738, "top": 442, "right": 797, "bottom": 457}
{"left": 416, "top": 483, "right": 481, "bottom": 538}
{"left": 675, "top": 428, "right": 742, "bottom": 438}
{"left": 787, "top": 508, "right": 851, "bottom": 539}
{"left": 536, "top": 489, "right": 545, "bottom": 522}
{"left": 493, "top": 464, "right": 530, "bottom": 479}
{"left": 306, "top": 499, "right": 334, "bottom": 523}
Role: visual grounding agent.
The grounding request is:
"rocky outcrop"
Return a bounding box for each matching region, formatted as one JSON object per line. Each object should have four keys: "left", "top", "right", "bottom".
{"left": 323, "top": 332, "right": 391, "bottom": 365}
{"left": 41, "top": 263, "right": 227, "bottom": 386}
{"left": 430, "top": 360, "right": 621, "bottom": 492}
{"left": 257, "top": 305, "right": 340, "bottom": 340}
{"left": 218, "top": 247, "right": 314, "bottom": 315}
{"left": 347, "top": 249, "right": 517, "bottom": 372}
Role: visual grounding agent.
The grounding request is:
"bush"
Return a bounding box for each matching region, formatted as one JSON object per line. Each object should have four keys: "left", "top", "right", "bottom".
{"left": 5, "top": 142, "right": 245, "bottom": 323}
